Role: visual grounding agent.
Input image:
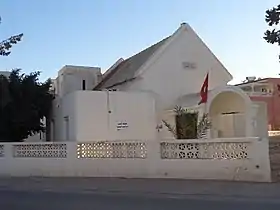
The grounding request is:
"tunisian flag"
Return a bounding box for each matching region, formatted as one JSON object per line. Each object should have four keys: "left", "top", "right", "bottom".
{"left": 198, "top": 73, "right": 209, "bottom": 105}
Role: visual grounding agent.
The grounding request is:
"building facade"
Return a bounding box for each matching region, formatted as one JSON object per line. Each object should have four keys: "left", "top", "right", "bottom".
{"left": 236, "top": 78, "right": 280, "bottom": 130}
{"left": 1, "top": 23, "right": 269, "bottom": 142}
{"left": 49, "top": 23, "right": 267, "bottom": 141}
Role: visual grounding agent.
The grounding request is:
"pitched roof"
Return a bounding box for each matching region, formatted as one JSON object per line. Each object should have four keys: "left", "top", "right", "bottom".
{"left": 94, "top": 37, "right": 170, "bottom": 90}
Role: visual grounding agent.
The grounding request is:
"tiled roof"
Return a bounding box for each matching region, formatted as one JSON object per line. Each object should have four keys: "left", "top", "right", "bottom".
{"left": 94, "top": 37, "right": 170, "bottom": 90}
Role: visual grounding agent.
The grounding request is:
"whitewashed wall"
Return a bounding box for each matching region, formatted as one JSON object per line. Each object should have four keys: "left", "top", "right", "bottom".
{"left": 252, "top": 101, "right": 268, "bottom": 138}
{"left": 119, "top": 23, "right": 232, "bottom": 111}
{"left": 56, "top": 65, "right": 102, "bottom": 98}
{"left": 0, "top": 137, "right": 271, "bottom": 182}
{"left": 52, "top": 92, "right": 77, "bottom": 141}
{"left": 51, "top": 91, "right": 158, "bottom": 142}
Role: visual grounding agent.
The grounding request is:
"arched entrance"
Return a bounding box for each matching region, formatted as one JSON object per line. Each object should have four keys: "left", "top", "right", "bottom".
{"left": 207, "top": 86, "right": 252, "bottom": 138}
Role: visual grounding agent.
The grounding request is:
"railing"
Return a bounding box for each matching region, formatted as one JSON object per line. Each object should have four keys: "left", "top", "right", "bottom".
{"left": 160, "top": 140, "right": 248, "bottom": 160}
{"left": 269, "top": 131, "right": 280, "bottom": 137}
{"left": 77, "top": 141, "right": 147, "bottom": 159}
{"left": 13, "top": 143, "right": 67, "bottom": 158}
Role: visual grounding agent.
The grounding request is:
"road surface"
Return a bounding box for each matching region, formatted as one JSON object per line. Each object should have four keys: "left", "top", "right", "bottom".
{"left": 0, "top": 189, "right": 280, "bottom": 210}
{"left": 0, "top": 177, "right": 280, "bottom": 209}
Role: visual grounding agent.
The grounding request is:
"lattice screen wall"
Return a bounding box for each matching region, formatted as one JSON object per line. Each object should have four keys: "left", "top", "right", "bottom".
{"left": 0, "top": 145, "right": 4, "bottom": 157}
{"left": 13, "top": 144, "right": 67, "bottom": 158}
{"left": 77, "top": 142, "right": 147, "bottom": 159}
{"left": 160, "top": 142, "right": 249, "bottom": 159}
{"left": 0, "top": 141, "right": 250, "bottom": 161}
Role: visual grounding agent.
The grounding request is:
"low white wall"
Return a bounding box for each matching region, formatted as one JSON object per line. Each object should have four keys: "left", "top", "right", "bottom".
{"left": 51, "top": 91, "right": 157, "bottom": 142}
{"left": 0, "top": 137, "right": 271, "bottom": 182}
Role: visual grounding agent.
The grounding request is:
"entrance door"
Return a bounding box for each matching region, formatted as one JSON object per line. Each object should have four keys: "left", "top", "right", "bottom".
{"left": 215, "top": 113, "right": 245, "bottom": 138}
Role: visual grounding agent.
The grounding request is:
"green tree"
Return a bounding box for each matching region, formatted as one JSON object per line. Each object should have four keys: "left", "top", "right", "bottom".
{"left": 162, "top": 106, "right": 211, "bottom": 139}
{"left": 0, "top": 69, "right": 53, "bottom": 141}
{"left": 0, "top": 17, "right": 23, "bottom": 56}
{"left": 264, "top": 4, "right": 280, "bottom": 62}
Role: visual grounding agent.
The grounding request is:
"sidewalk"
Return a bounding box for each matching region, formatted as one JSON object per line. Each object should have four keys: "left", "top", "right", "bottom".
{"left": 0, "top": 177, "right": 280, "bottom": 200}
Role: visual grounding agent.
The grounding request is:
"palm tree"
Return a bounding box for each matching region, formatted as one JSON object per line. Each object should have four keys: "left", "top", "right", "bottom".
{"left": 162, "top": 106, "right": 211, "bottom": 139}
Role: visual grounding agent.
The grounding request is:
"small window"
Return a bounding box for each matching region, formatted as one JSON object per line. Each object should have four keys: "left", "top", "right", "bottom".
{"left": 82, "top": 80, "right": 86, "bottom": 90}
{"left": 182, "top": 62, "right": 196, "bottom": 69}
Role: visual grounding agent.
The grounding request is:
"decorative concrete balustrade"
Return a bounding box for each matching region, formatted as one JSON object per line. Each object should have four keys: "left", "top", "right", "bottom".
{"left": 76, "top": 142, "right": 147, "bottom": 159}
{"left": 0, "top": 145, "right": 4, "bottom": 157}
{"left": 160, "top": 142, "right": 248, "bottom": 160}
{"left": 13, "top": 144, "right": 67, "bottom": 158}
{"left": 0, "top": 138, "right": 272, "bottom": 182}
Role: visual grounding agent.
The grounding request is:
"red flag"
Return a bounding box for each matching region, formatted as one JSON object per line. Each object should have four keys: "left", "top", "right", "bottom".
{"left": 198, "top": 73, "right": 209, "bottom": 105}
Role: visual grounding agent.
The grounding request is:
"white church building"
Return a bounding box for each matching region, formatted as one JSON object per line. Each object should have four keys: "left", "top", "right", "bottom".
{"left": 43, "top": 23, "right": 268, "bottom": 143}
{"left": 0, "top": 23, "right": 265, "bottom": 142}
{"left": 0, "top": 23, "right": 273, "bottom": 183}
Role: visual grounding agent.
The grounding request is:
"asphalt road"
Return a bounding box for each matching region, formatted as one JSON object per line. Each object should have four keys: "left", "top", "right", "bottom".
{"left": 0, "top": 190, "right": 280, "bottom": 210}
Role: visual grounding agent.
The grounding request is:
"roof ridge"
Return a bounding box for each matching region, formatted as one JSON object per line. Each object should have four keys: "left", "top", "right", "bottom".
{"left": 93, "top": 60, "right": 127, "bottom": 90}
{"left": 94, "top": 36, "right": 170, "bottom": 90}
{"left": 125, "top": 36, "right": 170, "bottom": 61}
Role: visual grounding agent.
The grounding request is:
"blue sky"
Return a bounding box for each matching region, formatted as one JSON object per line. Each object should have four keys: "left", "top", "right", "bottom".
{"left": 0, "top": 0, "right": 279, "bottom": 84}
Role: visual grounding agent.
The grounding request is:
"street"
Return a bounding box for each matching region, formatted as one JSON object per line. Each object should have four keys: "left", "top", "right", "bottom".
{"left": 0, "top": 189, "right": 280, "bottom": 210}
{"left": 0, "top": 177, "right": 280, "bottom": 209}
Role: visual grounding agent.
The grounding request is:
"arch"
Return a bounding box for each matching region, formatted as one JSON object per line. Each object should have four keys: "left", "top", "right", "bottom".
{"left": 206, "top": 86, "right": 252, "bottom": 138}
{"left": 207, "top": 86, "right": 251, "bottom": 112}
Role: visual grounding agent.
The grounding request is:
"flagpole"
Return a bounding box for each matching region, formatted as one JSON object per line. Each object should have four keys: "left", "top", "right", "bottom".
{"left": 197, "top": 71, "right": 209, "bottom": 139}
{"left": 205, "top": 70, "right": 209, "bottom": 138}
{"left": 204, "top": 70, "right": 209, "bottom": 114}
